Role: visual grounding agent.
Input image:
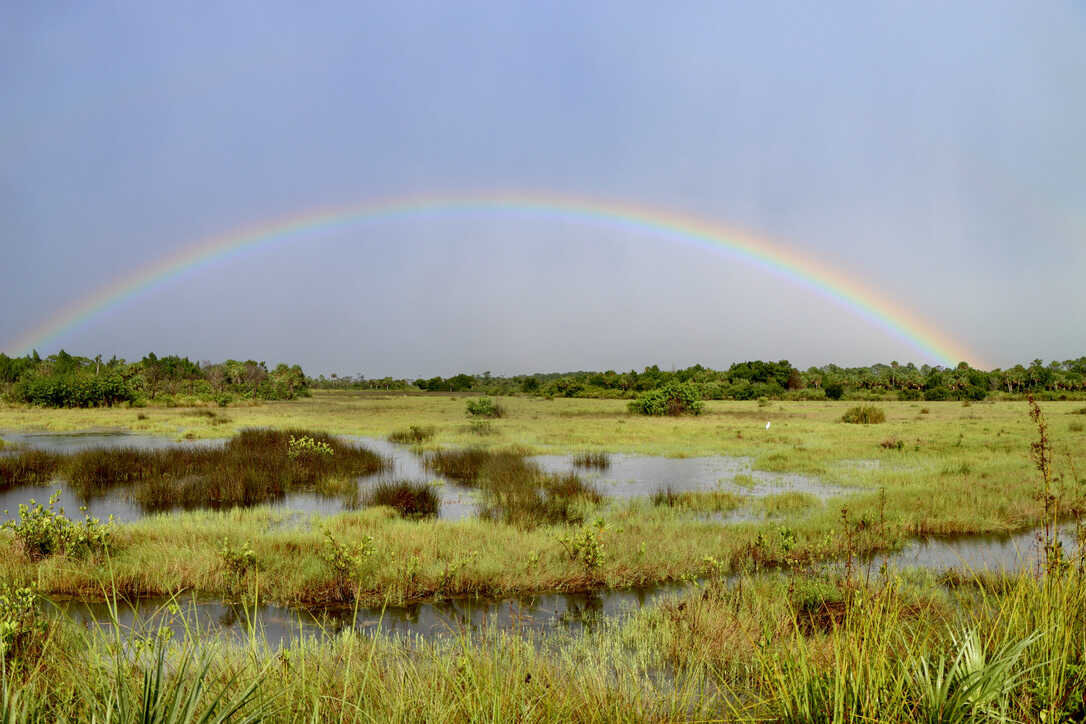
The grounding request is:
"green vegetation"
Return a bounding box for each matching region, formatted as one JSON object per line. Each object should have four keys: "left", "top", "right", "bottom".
{"left": 310, "top": 357, "right": 1086, "bottom": 402}
{"left": 465, "top": 396, "right": 504, "bottom": 418}
{"left": 0, "top": 429, "right": 386, "bottom": 512}
{"left": 572, "top": 451, "right": 610, "bottom": 470}
{"left": 0, "top": 386, "right": 1085, "bottom": 720}
{"left": 387, "top": 424, "right": 436, "bottom": 444}
{"left": 363, "top": 480, "right": 440, "bottom": 519}
{"left": 841, "top": 405, "right": 887, "bottom": 424}
{"left": 627, "top": 382, "right": 704, "bottom": 416}
{"left": 0, "top": 349, "right": 308, "bottom": 407}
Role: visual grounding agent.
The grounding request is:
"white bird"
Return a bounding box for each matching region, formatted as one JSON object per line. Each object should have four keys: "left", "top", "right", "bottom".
{"left": 765, "top": 421, "right": 771, "bottom": 430}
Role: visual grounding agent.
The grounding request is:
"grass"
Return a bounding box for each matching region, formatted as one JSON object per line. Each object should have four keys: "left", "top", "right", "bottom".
{"left": 650, "top": 486, "right": 743, "bottom": 513}
{"left": 0, "top": 450, "right": 61, "bottom": 489}
{"left": 387, "top": 424, "right": 436, "bottom": 444}
{"left": 0, "top": 429, "right": 386, "bottom": 511}
{"left": 363, "top": 480, "right": 440, "bottom": 519}
{"left": 571, "top": 451, "right": 611, "bottom": 470}
{"left": 1, "top": 394, "right": 1085, "bottom": 720}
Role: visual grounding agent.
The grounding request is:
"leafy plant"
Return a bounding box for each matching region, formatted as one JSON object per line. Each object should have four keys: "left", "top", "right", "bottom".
{"left": 2, "top": 492, "right": 113, "bottom": 560}
{"left": 320, "top": 529, "right": 377, "bottom": 587}
{"left": 286, "top": 435, "right": 334, "bottom": 460}
{"left": 218, "top": 538, "right": 256, "bottom": 577}
{"left": 0, "top": 584, "right": 44, "bottom": 662}
{"left": 627, "top": 383, "right": 704, "bottom": 416}
{"left": 911, "top": 629, "right": 1039, "bottom": 723}
{"left": 556, "top": 518, "right": 608, "bottom": 570}
{"left": 465, "top": 397, "right": 504, "bottom": 418}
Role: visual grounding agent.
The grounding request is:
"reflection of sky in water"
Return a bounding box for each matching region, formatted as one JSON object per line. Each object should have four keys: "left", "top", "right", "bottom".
{"left": 60, "top": 584, "right": 678, "bottom": 649}
{"left": 2, "top": 431, "right": 847, "bottom": 523}
{"left": 57, "top": 525, "right": 1083, "bottom": 647}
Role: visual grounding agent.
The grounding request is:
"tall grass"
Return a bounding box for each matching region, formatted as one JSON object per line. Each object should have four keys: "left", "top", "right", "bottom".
{"left": 572, "top": 451, "right": 611, "bottom": 470}
{"left": 0, "top": 451, "right": 61, "bottom": 489}
{"left": 363, "top": 480, "right": 440, "bottom": 519}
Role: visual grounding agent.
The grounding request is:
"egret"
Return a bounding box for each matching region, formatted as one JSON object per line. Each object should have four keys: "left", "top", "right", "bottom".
{"left": 765, "top": 421, "right": 771, "bottom": 430}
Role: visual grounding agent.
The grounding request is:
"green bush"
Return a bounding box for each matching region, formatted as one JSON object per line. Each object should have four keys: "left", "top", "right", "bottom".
{"left": 627, "top": 383, "right": 704, "bottom": 416}
{"left": 841, "top": 405, "right": 886, "bottom": 424}
{"left": 824, "top": 381, "right": 845, "bottom": 400}
{"left": 287, "top": 435, "right": 334, "bottom": 460}
{"left": 2, "top": 492, "right": 114, "bottom": 560}
{"left": 0, "top": 583, "right": 44, "bottom": 662}
{"left": 465, "top": 397, "right": 504, "bottom": 418}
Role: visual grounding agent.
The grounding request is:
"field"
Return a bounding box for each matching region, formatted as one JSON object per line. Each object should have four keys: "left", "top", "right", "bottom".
{"left": 1, "top": 391, "right": 1085, "bottom": 721}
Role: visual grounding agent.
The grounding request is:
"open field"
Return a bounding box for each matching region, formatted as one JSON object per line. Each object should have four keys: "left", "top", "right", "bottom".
{"left": 2, "top": 392, "right": 1085, "bottom": 721}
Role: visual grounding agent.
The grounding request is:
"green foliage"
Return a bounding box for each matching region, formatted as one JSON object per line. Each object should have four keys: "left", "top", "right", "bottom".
{"left": 556, "top": 518, "right": 608, "bottom": 570}
{"left": 108, "top": 639, "right": 270, "bottom": 723}
{"left": 841, "top": 405, "right": 887, "bottom": 424}
{"left": 911, "top": 629, "right": 1039, "bottom": 723}
{"left": 320, "top": 529, "right": 377, "bottom": 587}
{"left": 218, "top": 538, "right": 256, "bottom": 577}
{"left": 2, "top": 492, "right": 114, "bottom": 561}
{"left": 286, "top": 435, "right": 334, "bottom": 460}
{"left": 0, "top": 583, "right": 44, "bottom": 662}
{"left": 824, "top": 381, "right": 845, "bottom": 400}
{"left": 627, "top": 383, "right": 704, "bottom": 416}
{"left": 465, "top": 397, "right": 504, "bottom": 418}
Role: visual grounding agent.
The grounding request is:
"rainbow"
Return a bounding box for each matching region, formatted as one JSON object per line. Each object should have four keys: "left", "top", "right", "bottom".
{"left": 4, "top": 191, "right": 981, "bottom": 366}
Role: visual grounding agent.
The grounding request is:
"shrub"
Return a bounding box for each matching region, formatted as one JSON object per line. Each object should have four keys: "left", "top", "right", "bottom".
{"left": 287, "top": 435, "right": 334, "bottom": 460}
{"left": 880, "top": 437, "right": 905, "bottom": 450}
{"left": 218, "top": 538, "right": 256, "bottom": 577}
{"left": 0, "top": 584, "right": 45, "bottom": 662}
{"left": 465, "top": 397, "right": 504, "bottom": 418}
{"left": 824, "top": 381, "right": 845, "bottom": 400}
{"left": 628, "top": 383, "right": 704, "bottom": 416}
{"left": 556, "top": 518, "right": 608, "bottom": 570}
{"left": 320, "top": 529, "right": 377, "bottom": 589}
{"left": 2, "top": 492, "right": 114, "bottom": 560}
{"left": 841, "top": 405, "right": 886, "bottom": 424}
{"left": 924, "top": 386, "right": 952, "bottom": 401}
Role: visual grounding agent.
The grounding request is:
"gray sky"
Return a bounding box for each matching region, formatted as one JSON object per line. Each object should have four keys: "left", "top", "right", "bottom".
{"left": 3, "top": 1, "right": 1083, "bottom": 376}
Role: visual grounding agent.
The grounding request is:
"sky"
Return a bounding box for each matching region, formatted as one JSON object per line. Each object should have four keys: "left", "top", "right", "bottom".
{"left": 2, "top": 1, "right": 1083, "bottom": 377}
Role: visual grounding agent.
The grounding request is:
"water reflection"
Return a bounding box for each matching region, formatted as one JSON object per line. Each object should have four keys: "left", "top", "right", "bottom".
{"left": 2, "top": 431, "right": 846, "bottom": 523}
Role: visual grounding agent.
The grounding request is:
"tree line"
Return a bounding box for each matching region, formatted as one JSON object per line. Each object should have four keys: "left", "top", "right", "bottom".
{"left": 311, "top": 358, "right": 1086, "bottom": 402}
{"left": 0, "top": 350, "right": 308, "bottom": 407}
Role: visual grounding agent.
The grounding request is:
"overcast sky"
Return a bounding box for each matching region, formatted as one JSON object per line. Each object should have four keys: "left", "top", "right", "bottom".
{"left": 2, "top": 1, "right": 1083, "bottom": 376}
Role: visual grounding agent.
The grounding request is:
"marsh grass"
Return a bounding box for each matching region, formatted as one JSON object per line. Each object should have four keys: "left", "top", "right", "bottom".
{"left": 650, "top": 486, "right": 743, "bottom": 513}
{"left": 363, "top": 480, "right": 440, "bottom": 519}
{"left": 0, "top": 451, "right": 61, "bottom": 489}
{"left": 2, "top": 430, "right": 386, "bottom": 512}
{"left": 572, "top": 451, "right": 611, "bottom": 470}
{"left": 387, "top": 425, "right": 436, "bottom": 445}
{"left": 757, "top": 491, "right": 819, "bottom": 517}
